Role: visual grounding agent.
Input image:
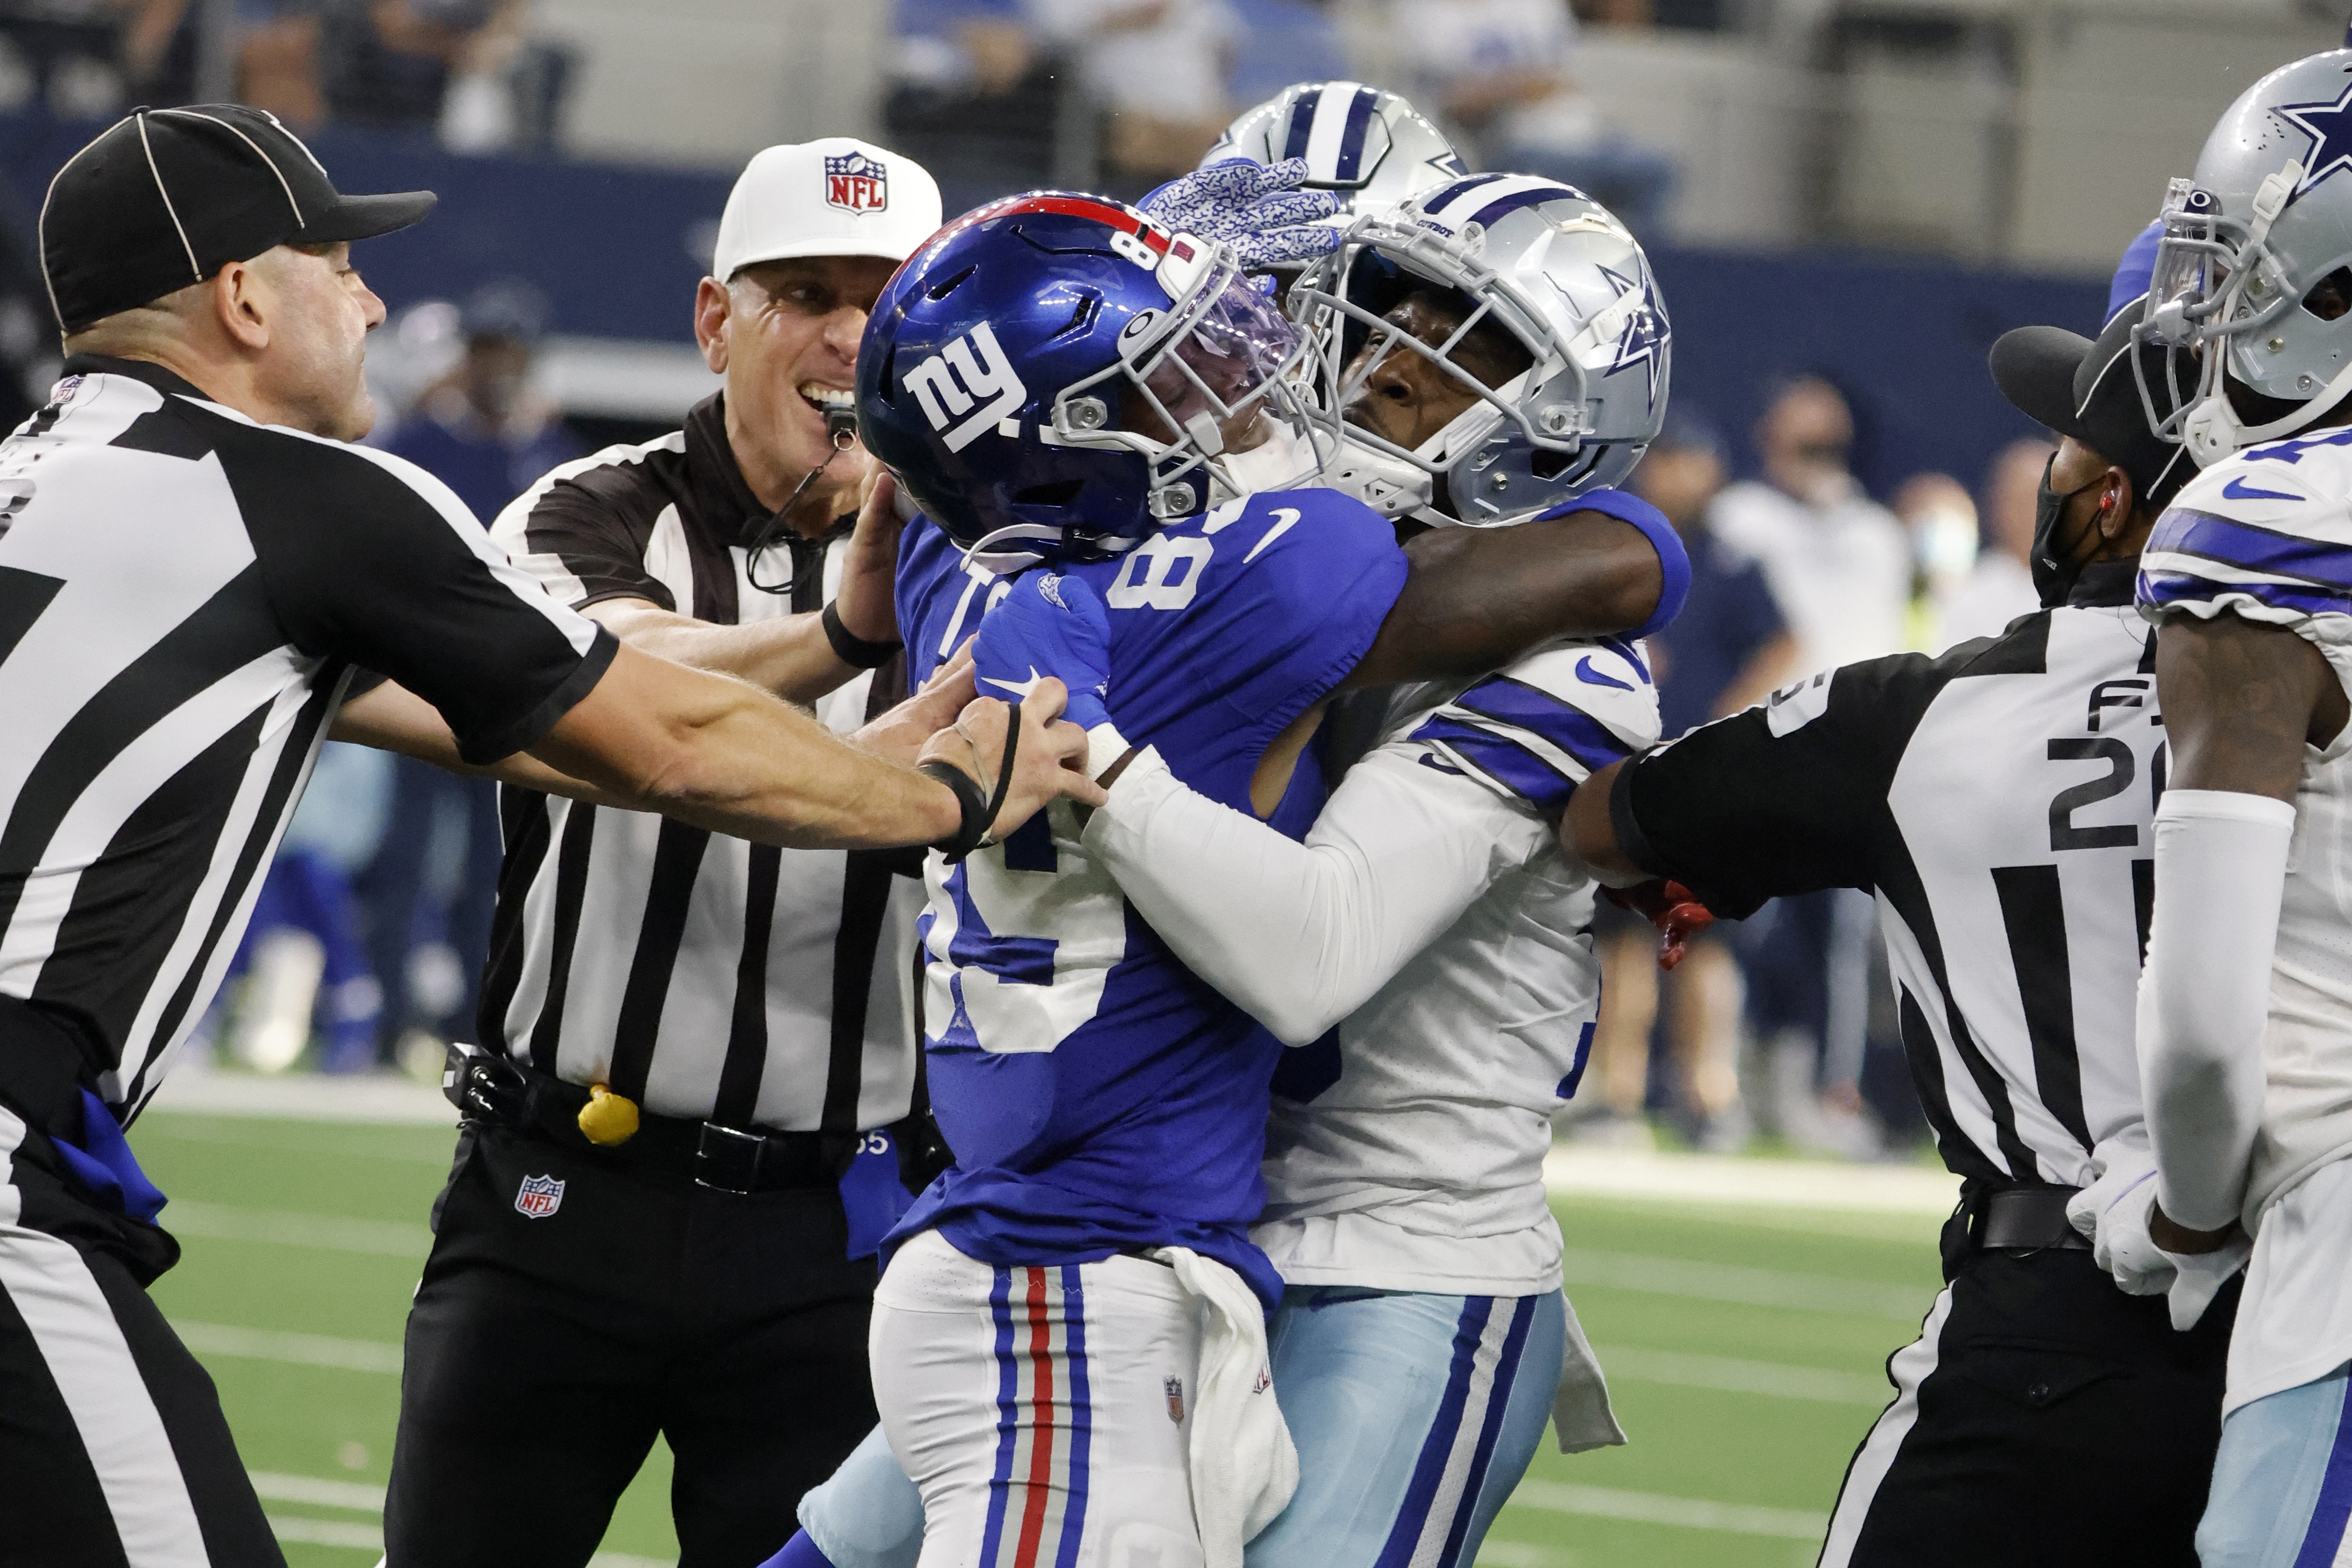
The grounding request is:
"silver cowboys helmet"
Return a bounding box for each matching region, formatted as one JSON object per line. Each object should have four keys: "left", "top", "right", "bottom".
{"left": 1202, "top": 82, "right": 1466, "bottom": 230}
{"left": 1287, "top": 174, "right": 1671, "bottom": 525}
{"left": 2140, "top": 49, "right": 2352, "bottom": 464}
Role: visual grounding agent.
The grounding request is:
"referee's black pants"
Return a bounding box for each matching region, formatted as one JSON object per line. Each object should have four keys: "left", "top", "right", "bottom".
{"left": 1820, "top": 1233, "right": 2236, "bottom": 1568}
{"left": 0, "top": 1098, "right": 283, "bottom": 1568}
{"left": 385, "top": 1122, "right": 879, "bottom": 1568}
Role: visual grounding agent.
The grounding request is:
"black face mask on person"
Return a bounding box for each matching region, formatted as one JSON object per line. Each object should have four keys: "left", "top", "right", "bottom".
{"left": 2031, "top": 457, "right": 2110, "bottom": 607}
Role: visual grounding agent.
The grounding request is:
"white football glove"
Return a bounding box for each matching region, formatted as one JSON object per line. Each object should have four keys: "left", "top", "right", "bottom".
{"left": 2067, "top": 1148, "right": 2171, "bottom": 1297}
{"left": 2067, "top": 1156, "right": 2249, "bottom": 1330}
{"left": 1138, "top": 158, "right": 1342, "bottom": 270}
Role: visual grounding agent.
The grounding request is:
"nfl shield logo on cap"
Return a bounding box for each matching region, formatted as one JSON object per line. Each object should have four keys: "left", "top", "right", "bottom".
{"left": 514, "top": 1174, "right": 565, "bottom": 1219}
{"left": 824, "top": 151, "right": 888, "bottom": 215}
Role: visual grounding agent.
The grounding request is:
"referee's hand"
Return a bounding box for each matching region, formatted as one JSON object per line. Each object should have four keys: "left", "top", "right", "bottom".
{"left": 917, "top": 679, "right": 1107, "bottom": 839}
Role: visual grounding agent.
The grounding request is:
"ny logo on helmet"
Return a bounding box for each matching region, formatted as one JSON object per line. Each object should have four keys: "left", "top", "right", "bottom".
{"left": 903, "top": 323, "right": 1027, "bottom": 452}
{"left": 825, "top": 151, "right": 888, "bottom": 213}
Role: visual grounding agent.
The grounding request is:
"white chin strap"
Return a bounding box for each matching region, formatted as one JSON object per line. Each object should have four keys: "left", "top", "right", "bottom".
{"left": 2182, "top": 351, "right": 2352, "bottom": 466}
{"left": 1210, "top": 421, "right": 1317, "bottom": 501}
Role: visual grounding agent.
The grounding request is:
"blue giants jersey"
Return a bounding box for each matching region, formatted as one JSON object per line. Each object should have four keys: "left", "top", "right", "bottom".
{"left": 888, "top": 489, "right": 1409, "bottom": 1306}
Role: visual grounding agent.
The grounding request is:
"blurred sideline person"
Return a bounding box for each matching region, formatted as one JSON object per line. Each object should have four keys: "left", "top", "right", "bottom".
{"left": 1570, "top": 296, "right": 2220, "bottom": 1567}
{"left": 377, "top": 141, "right": 971, "bottom": 1568}
{"left": 1711, "top": 375, "right": 1909, "bottom": 1154}
{"left": 2121, "top": 54, "right": 2352, "bottom": 1565}
{"left": 1585, "top": 407, "right": 1788, "bottom": 1148}
{"left": 775, "top": 174, "right": 1682, "bottom": 1568}
{"left": 0, "top": 106, "right": 1084, "bottom": 1568}
{"left": 1939, "top": 436, "right": 2052, "bottom": 648}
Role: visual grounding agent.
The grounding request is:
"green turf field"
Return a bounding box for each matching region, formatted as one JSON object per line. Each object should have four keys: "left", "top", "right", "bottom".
{"left": 126, "top": 1110, "right": 1947, "bottom": 1568}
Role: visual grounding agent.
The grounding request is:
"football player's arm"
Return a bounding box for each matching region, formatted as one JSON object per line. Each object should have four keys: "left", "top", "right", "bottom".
{"left": 1084, "top": 748, "right": 1544, "bottom": 1045}
{"left": 2139, "top": 614, "right": 2346, "bottom": 1248}
{"left": 1563, "top": 670, "right": 1894, "bottom": 908}
{"left": 582, "top": 470, "right": 904, "bottom": 706}
{"left": 1347, "top": 500, "right": 1683, "bottom": 688}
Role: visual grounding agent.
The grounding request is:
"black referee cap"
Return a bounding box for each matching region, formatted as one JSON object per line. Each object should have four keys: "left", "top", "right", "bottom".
{"left": 39, "top": 105, "right": 436, "bottom": 335}
{"left": 1989, "top": 297, "right": 2196, "bottom": 513}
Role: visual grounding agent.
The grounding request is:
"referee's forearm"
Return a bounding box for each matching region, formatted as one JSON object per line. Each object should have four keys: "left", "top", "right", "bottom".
{"left": 534, "top": 641, "right": 959, "bottom": 848}
{"left": 590, "top": 601, "right": 857, "bottom": 707}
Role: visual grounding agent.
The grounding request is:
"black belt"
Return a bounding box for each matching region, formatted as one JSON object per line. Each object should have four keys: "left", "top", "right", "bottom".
{"left": 1969, "top": 1184, "right": 2091, "bottom": 1253}
{"left": 445, "top": 1047, "right": 844, "bottom": 1195}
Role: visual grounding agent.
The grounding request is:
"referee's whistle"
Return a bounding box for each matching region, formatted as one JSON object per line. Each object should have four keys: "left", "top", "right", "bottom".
{"left": 578, "top": 1084, "right": 639, "bottom": 1147}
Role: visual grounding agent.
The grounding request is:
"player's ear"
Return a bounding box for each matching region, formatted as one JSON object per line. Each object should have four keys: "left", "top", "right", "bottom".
{"left": 694, "top": 276, "right": 731, "bottom": 373}
{"left": 2098, "top": 465, "right": 2135, "bottom": 541}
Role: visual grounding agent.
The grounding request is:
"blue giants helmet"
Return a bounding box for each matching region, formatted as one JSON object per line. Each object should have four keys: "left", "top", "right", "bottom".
{"left": 856, "top": 192, "right": 1320, "bottom": 565}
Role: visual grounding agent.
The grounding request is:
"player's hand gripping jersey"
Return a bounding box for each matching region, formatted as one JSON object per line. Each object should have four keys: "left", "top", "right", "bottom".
{"left": 2137, "top": 429, "right": 2352, "bottom": 1237}
{"left": 889, "top": 488, "right": 1408, "bottom": 1307}
{"left": 1085, "top": 634, "right": 1660, "bottom": 1293}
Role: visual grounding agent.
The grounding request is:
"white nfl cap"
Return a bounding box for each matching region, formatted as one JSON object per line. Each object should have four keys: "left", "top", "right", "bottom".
{"left": 711, "top": 138, "right": 943, "bottom": 280}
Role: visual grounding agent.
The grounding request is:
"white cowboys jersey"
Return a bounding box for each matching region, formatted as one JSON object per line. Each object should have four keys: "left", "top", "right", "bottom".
{"left": 1089, "top": 636, "right": 1661, "bottom": 1295}
{"left": 1618, "top": 584, "right": 2168, "bottom": 1192}
{"left": 2139, "top": 432, "right": 2352, "bottom": 1413}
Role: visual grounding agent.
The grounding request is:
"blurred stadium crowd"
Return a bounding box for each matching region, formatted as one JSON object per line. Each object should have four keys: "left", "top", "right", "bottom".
{"left": 0, "top": 0, "right": 2309, "bottom": 1164}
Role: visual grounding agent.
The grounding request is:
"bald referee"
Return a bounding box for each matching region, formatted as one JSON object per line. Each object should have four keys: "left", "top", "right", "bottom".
{"left": 0, "top": 106, "right": 1089, "bottom": 1568}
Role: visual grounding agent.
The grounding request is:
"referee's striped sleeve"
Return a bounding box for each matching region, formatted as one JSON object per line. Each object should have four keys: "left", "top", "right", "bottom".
{"left": 226, "top": 424, "right": 616, "bottom": 762}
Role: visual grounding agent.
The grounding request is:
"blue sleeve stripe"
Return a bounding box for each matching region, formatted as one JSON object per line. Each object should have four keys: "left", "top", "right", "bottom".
{"left": 2147, "top": 509, "right": 2352, "bottom": 590}
{"left": 1538, "top": 488, "right": 1691, "bottom": 638}
{"left": 2137, "top": 568, "right": 2352, "bottom": 618}
{"left": 1452, "top": 675, "right": 1639, "bottom": 771}
{"left": 1411, "top": 717, "right": 1578, "bottom": 813}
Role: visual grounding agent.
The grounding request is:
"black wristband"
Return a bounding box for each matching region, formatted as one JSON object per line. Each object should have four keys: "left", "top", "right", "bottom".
{"left": 823, "top": 600, "right": 901, "bottom": 670}
{"left": 920, "top": 761, "right": 990, "bottom": 862}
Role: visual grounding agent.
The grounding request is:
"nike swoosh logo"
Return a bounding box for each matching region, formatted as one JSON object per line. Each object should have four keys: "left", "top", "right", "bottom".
{"left": 2223, "top": 476, "right": 2303, "bottom": 503}
{"left": 1575, "top": 656, "right": 1633, "bottom": 691}
{"left": 981, "top": 667, "right": 1047, "bottom": 699}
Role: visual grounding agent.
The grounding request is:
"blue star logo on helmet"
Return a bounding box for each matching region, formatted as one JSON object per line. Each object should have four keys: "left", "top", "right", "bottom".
{"left": 1596, "top": 264, "right": 1668, "bottom": 409}
{"left": 2273, "top": 81, "right": 2352, "bottom": 196}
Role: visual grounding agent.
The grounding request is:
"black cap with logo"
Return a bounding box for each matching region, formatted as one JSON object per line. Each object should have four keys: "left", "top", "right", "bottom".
{"left": 1988, "top": 297, "right": 2196, "bottom": 513}
{"left": 38, "top": 105, "right": 435, "bottom": 335}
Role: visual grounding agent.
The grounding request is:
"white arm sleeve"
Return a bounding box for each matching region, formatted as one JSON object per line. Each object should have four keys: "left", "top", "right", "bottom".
{"left": 2138, "top": 788, "right": 2296, "bottom": 1233}
{"left": 1081, "top": 745, "right": 1550, "bottom": 1045}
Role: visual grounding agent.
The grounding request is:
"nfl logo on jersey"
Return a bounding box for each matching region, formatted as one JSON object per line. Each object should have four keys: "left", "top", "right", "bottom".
{"left": 514, "top": 1174, "right": 565, "bottom": 1219}
{"left": 824, "top": 152, "right": 887, "bottom": 214}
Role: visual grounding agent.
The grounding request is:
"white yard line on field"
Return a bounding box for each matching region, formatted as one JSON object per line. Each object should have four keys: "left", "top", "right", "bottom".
{"left": 1560, "top": 1248, "right": 1932, "bottom": 1322}
{"left": 1545, "top": 1147, "right": 1960, "bottom": 1216}
{"left": 171, "top": 1320, "right": 403, "bottom": 1374}
{"left": 1589, "top": 1344, "right": 1890, "bottom": 1405}
{"left": 144, "top": 1067, "right": 455, "bottom": 1123}
{"left": 165, "top": 1201, "right": 434, "bottom": 1258}
{"left": 250, "top": 1473, "right": 386, "bottom": 1512}
{"left": 1505, "top": 1480, "right": 1829, "bottom": 1540}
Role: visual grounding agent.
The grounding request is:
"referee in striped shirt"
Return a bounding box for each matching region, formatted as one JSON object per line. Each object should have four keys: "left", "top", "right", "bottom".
{"left": 1568, "top": 297, "right": 2225, "bottom": 1567}
{"left": 0, "top": 107, "right": 1087, "bottom": 1568}
{"left": 382, "top": 142, "right": 966, "bottom": 1568}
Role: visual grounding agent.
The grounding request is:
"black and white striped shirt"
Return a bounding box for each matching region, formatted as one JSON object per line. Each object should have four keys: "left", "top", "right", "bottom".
{"left": 0, "top": 356, "right": 613, "bottom": 1115}
{"left": 1616, "top": 564, "right": 2163, "bottom": 1188}
{"left": 482, "top": 394, "right": 921, "bottom": 1132}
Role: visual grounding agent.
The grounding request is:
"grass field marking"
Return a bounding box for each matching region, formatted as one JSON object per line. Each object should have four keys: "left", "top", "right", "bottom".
{"left": 265, "top": 1515, "right": 382, "bottom": 1551}
{"left": 1590, "top": 1343, "right": 1891, "bottom": 1405}
{"left": 250, "top": 1473, "right": 387, "bottom": 1513}
{"left": 1560, "top": 1247, "right": 1933, "bottom": 1322}
{"left": 166, "top": 1201, "right": 434, "bottom": 1259}
{"left": 1472, "top": 1541, "right": 1575, "bottom": 1567}
{"left": 1504, "top": 1479, "right": 1829, "bottom": 1541}
{"left": 172, "top": 1319, "right": 403, "bottom": 1374}
{"left": 1546, "top": 1148, "right": 1958, "bottom": 1217}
